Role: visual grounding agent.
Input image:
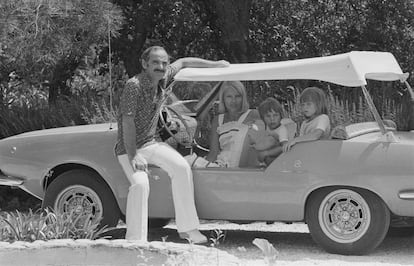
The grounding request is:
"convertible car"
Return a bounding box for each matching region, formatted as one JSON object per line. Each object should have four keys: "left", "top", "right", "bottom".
{"left": 1, "top": 51, "right": 413, "bottom": 255}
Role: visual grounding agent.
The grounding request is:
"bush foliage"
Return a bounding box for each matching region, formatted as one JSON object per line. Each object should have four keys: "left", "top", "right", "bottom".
{"left": 0, "top": 208, "right": 111, "bottom": 243}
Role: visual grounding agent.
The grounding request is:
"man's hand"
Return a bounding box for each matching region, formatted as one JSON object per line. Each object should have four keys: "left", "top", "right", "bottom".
{"left": 177, "top": 58, "right": 230, "bottom": 69}
{"left": 216, "top": 60, "right": 230, "bottom": 67}
{"left": 131, "top": 154, "right": 148, "bottom": 172}
{"left": 168, "top": 119, "right": 180, "bottom": 133}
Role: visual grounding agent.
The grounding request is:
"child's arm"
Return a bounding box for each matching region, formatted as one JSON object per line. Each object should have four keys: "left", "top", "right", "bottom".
{"left": 257, "top": 125, "right": 289, "bottom": 163}
{"left": 252, "top": 135, "right": 279, "bottom": 151}
{"left": 284, "top": 115, "right": 330, "bottom": 152}
{"left": 248, "top": 120, "right": 276, "bottom": 151}
{"left": 283, "top": 129, "right": 324, "bottom": 152}
{"left": 257, "top": 140, "right": 287, "bottom": 162}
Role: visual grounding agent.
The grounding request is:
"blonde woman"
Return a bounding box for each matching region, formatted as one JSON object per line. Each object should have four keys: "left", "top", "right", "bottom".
{"left": 206, "top": 81, "right": 260, "bottom": 167}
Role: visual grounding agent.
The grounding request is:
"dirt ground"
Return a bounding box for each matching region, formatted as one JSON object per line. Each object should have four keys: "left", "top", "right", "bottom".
{"left": 140, "top": 220, "right": 414, "bottom": 265}
{"left": 1, "top": 219, "right": 412, "bottom": 265}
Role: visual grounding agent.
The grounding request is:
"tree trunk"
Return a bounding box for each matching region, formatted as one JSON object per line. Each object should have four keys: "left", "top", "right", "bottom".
{"left": 112, "top": 20, "right": 148, "bottom": 77}
{"left": 198, "top": 0, "right": 253, "bottom": 63}
{"left": 48, "top": 56, "right": 79, "bottom": 105}
{"left": 111, "top": 0, "right": 156, "bottom": 77}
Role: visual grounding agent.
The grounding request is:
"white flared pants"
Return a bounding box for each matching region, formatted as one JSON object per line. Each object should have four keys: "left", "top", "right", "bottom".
{"left": 117, "top": 141, "right": 200, "bottom": 241}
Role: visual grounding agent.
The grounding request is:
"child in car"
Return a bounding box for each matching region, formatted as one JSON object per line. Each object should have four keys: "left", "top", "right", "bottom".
{"left": 251, "top": 97, "right": 289, "bottom": 165}
{"left": 284, "top": 86, "right": 330, "bottom": 152}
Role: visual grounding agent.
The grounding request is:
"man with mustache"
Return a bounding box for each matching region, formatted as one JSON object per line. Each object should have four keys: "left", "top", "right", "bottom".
{"left": 115, "top": 46, "right": 229, "bottom": 243}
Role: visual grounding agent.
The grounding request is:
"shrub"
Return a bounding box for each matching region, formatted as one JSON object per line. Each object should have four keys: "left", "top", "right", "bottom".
{"left": 0, "top": 98, "right": 84, "bottom": 140}
{"left": 80, "top": 98, "right": 117, "bottom": 124}
{"left": 0, "top": 187, "right": 41, "bottom": 212}
{"left": 0, "top": 208, "right": 111, "bottom": 243}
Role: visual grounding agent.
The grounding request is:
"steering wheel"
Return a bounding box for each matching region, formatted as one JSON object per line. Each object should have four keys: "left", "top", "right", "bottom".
{"left": 158, "top": 105, "right": 194, "bottom": 148}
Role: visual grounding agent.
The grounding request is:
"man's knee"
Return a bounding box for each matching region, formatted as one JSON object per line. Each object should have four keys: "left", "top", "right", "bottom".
{"left": 130, "top": 171, "right": 150, "bottom": 188}
{"left": 167, "top": 158, "right": 192, "bottom": 181}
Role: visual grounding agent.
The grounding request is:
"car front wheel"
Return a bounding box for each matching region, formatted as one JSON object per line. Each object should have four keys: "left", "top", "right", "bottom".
{"left": 42, "top": 169, "right": 121, "bottom": 228}
{"left": 306, "top": 187, "right": 390, "bottom": 255}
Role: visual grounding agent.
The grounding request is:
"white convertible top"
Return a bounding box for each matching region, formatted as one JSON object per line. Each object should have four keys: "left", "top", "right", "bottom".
{"left": 174, "top": 51, "right": 409, "bottom": 87}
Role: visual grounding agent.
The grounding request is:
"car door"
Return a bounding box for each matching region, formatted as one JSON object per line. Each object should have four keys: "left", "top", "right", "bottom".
{"left": 192, "top": 167, "right": 266, "bottom": 221}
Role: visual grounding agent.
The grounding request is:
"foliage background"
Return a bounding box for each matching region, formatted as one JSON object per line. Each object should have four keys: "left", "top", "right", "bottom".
{"left": 1, "top": 0, "right": 414, "bottom": 210}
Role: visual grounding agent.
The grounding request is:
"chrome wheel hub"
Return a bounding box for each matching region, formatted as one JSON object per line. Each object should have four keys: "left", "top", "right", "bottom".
{"left": 55, "top": 185, "right": 103, "bottom": 225}
{"left": 319, "top": 189, "right": 371, "bottom": 243}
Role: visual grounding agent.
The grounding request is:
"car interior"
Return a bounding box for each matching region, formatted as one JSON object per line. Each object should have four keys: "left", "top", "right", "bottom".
{"left": 157, "top": 81, "right": 301, "bottom": 169}
{"left": 330, "top": 120, "right": 397, "bottom": 140}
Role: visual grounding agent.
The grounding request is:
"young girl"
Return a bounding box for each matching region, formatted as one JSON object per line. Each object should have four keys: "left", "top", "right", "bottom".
{"left": 252, "top": 97, "right": 289, "bottom": 164}
{"left": 284, "top": 86, "right": 330, "bottom": 152}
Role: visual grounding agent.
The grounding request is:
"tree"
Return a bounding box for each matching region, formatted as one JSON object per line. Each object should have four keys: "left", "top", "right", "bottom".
{"left": 0, "top": 0, "right": 124, "bottom": 104}
{"left": 111, "top": 0, "right": 220, "bottom": 76}
{"left": 109, "top": 0, "right": 152, "bottom": 77}
{"left": 195, "top": 0, "right": 253, "bottom": 63}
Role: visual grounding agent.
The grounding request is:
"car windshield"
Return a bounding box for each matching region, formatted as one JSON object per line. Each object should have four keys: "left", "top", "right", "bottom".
{"left": 168, "top": 81, "right": 221, "bottom": 116}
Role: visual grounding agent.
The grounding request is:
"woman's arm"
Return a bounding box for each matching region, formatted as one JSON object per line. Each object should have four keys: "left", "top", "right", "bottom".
{"left": 206, "top": 116, "right": 220, "bottom": 162}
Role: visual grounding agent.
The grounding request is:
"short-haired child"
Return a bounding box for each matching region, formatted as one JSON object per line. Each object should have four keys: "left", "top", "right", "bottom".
{"left": 284, "top": 86, "right": 330, "bottom": 152}
{"left": 252, "top": 97, "right": 289, "bottom": 164}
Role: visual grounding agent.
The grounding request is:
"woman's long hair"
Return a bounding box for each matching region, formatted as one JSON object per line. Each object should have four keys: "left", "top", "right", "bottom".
{"left": 217, "top": 81, "right": 249, "bottom": 114}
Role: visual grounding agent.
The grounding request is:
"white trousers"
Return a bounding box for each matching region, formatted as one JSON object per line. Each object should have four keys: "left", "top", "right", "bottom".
{"left": 117, "top": 141, "right": 200, "bottom": 241}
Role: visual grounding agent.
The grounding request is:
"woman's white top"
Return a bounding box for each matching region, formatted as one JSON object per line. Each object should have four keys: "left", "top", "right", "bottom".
{"left": 216, "top": 110, "right": 251, "bottom": 167}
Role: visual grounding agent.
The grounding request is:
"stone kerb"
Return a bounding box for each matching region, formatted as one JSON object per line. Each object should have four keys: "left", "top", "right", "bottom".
{"left": 0, "top": 239, "right": 240, "bottom": 266}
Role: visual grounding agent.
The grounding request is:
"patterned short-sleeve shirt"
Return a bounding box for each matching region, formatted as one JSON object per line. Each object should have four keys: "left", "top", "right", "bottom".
{"left": 115, "top": 63, "right": 179, "bottom": 155}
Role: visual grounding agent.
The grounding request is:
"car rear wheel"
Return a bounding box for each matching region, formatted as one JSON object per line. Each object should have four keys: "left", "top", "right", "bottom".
{"left": 306, "top": 187, "right": 390, "bottom": 255}
{"left": 42, "top": 169, "right": 121, "bottom": 228}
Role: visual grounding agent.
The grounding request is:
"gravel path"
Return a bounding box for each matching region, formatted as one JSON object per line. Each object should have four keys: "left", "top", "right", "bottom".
{"left": 1, "top": 219, "right": 412, "bottom": 265}
{"left": 142, "top": 220, "right": 414, "bottom": 265}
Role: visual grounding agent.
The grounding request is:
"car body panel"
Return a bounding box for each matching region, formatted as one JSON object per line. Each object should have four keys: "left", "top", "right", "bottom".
{"left": 192, "top": 133, "right": 414, "bottom": 221}
{"left": 1, "top": 115, "right": 414, "bottom": 222}
{"left": 0, "top": 123, "right": 179, "bottom": 217}
{"left": 267, "top": 134, "right": 414, "bottom": 218}
{"left": 0, "top": 124, "right": 414, "bottom": 221}
{"left": 0, "top": 124, "right": 126, "bottom": 201}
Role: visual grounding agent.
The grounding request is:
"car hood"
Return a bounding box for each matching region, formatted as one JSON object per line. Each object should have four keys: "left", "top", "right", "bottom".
{"left": 2, "top": 123, "right": 116, "bottom": 140}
